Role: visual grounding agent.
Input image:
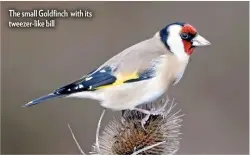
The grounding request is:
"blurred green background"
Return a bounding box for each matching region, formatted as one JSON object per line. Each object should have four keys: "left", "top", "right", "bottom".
{"left": 1, "top": 1, "right": 249, "bottom": 154}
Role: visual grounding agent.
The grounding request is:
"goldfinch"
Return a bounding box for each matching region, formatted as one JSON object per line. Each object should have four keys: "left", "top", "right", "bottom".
{"left": 24, "top": 22, "right": 210, "bottom": 126}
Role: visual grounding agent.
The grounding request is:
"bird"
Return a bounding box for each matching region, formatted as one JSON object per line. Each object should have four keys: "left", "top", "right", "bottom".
{"left": 24, "top": 22, "right": 210, "bottom": 127}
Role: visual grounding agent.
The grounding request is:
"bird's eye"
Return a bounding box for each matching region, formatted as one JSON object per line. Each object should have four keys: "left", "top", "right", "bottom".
{"left": 180, "top": 33, "right": 189, "bottom": 40}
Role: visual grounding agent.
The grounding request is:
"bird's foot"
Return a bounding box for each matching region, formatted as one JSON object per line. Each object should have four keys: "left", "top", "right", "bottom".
{"left": 140, "top": 114, "right": 150, "bottom": 130}
{"left": 133, "top": 102, "right": 167, "bottom": 130}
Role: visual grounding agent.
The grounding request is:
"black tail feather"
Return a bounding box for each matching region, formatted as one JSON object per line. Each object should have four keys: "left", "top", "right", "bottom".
{"left": 23, "top": 93, "right": 64, "bottom": 107}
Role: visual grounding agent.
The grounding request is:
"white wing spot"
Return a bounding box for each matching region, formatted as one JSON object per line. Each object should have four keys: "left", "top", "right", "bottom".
{"left": 100, "top": 69, "right": 106, "bottom": 73}
{"left": 79, "top": 84, "right": 84, "bottom": 88}
{"left": 89, "top": 86, "right": 92, "bottom": 89}
{"left": 68, "top": 88, "right": 71, "bottom": 91}
{"left": 75, "top": 86, "right": 78, "bottom": 90}
{"left": 85, "top": 77, "right": 93, "bottom": 81}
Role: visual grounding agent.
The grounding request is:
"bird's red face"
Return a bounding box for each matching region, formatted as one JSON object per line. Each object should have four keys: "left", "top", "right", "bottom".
{"left": 179, "top": 24, "right": 211, "bottom": 56}
{"left": 180, "top": 24, "right": 197, "bottom": 55}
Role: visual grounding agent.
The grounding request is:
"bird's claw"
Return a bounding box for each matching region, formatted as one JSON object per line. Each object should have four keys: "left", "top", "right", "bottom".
{"left": 134, "top": 101, "right": 168, "bottom": 130}
{"left": 141, "top": 114, "right": 150, "bottom": 130}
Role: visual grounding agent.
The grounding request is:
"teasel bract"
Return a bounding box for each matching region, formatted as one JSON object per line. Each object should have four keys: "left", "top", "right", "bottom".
{"left": 91, "top": 97, "right": 184, "bottom": 155}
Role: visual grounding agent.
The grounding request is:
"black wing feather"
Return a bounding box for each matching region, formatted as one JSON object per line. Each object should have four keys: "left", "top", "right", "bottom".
{"left": 54, "top": 66, "right": 156, "bottom": 95}
{"left": 54, "top": 66, "right": 117, "bottom": 95}
{"left": 124, "top": 68, "right": 155, "bottom": 83}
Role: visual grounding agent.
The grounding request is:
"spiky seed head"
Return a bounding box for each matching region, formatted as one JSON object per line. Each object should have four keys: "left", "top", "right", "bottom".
{"left": 91, "top": 98, "right": 184, "bottom": 155}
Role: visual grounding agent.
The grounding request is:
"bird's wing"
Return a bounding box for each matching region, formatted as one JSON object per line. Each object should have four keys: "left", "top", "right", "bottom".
{"left": 55, "top": 37, "right": 168, "bottom": 95}
{"left": 23, "top": 64, "right": 158, "bottom": 107}
{"left": 54, "top": 64, "right": 157, "bottom": 95}
{"left": 23, "top": 36, "right": 170, "bottom": 107}
{"left": 54, "top": 66, "right": 116, "bottom": 94}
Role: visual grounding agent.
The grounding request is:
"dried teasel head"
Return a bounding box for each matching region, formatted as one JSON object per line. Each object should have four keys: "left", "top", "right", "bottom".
{"left": 91, "top": 97, "right": 184, "bottom": 155}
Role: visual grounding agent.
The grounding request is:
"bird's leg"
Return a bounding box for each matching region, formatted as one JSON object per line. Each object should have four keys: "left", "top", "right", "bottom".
{"left": 141, "top": 114, "right": 150, "bottom": 130}
{"left": 133, "top": 101, "right": 168, "bottom": 130}
{"left": 134, "top": 100, "right": 168, "bottom": 116}
{"left": 132, "top": 108, "right": 151, "bottom": 130}
{"left": 133, "top": 108, "right": 152, "bottom": 115}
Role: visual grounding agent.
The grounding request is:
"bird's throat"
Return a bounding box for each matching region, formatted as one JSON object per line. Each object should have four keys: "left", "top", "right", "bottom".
{"left": 182, "top": 40, "right": 194, "bottom": 55}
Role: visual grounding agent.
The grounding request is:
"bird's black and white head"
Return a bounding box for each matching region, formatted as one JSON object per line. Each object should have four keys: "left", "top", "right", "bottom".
{"left": 159, "top": 22, "right": 210, "bottom": 60}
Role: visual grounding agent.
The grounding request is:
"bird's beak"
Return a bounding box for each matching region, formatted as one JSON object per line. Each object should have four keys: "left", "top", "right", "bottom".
{"left": 192, "top": 34, "right": 211, "bottom": 47}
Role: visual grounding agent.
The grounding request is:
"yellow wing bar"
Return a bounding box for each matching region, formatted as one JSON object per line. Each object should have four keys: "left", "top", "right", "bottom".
{"left": 96, "top": 72, "right": 139, "bottom": 89}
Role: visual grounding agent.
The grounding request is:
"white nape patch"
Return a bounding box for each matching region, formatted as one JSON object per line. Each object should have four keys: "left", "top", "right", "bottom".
{"left": 100, "top": 69, "right": 106, "bottom": 73}
{"left": 79, "top": 84, "right": 84, "bottom": 88}
{"left": 167, "top": 25, "right": 189, "bottom": 61}
{"left": 85, "top": 76, "right": 93, "bottom": 81}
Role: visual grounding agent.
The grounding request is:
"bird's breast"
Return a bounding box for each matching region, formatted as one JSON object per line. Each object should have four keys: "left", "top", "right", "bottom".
{"left": 155, "top": 54, "right": 188, "bottom": 86}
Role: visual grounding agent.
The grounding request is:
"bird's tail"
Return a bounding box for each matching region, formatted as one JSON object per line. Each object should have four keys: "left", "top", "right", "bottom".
{"left": 23, "top": 93, "right": 65, "bottom": 107}
{"left": 23, "top": 76, "right": 92, "bottom": 107}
